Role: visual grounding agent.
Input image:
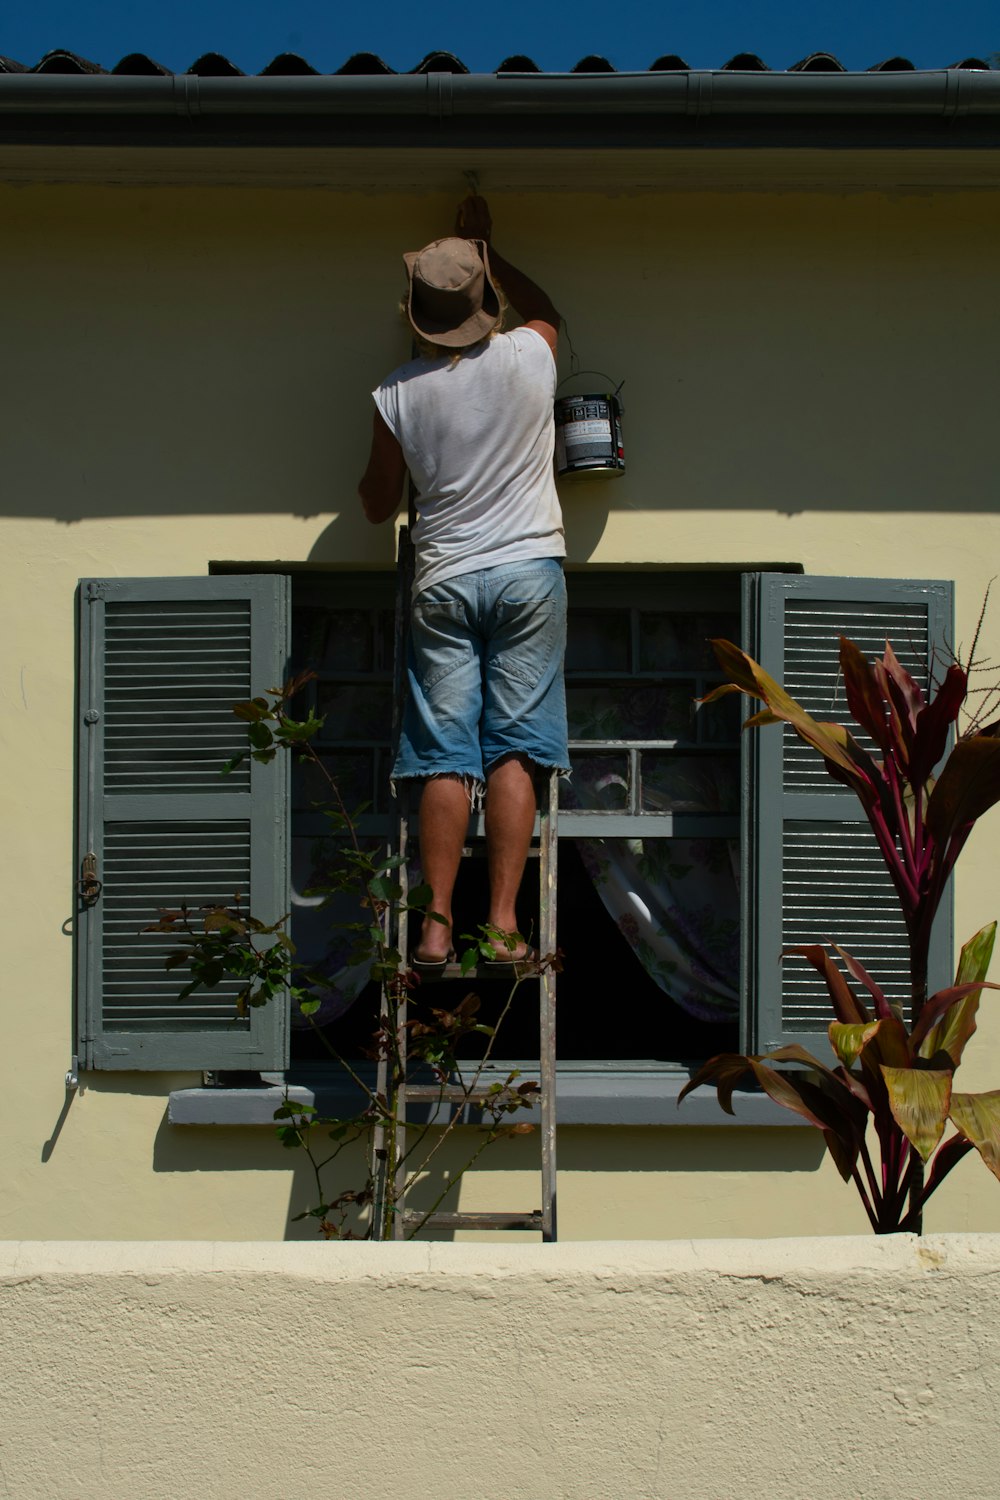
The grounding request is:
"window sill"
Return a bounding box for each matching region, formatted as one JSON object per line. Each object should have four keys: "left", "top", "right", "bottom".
{"left": 168, "top": 1068, "right": 804, "bottom": 1128}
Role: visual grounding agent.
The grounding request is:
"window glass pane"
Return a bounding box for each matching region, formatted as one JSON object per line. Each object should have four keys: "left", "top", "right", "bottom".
{"left": 560, "top": 752, "right": 630, "bottom": 811}
{"left": 294, "top": 608, "right": 374, "bottom": 671}
{"left": 640, "top": 753, "right": 739, "bottom": 813}
{"left": 290, "top": 835, "right": 383, "bottom": 1028}
{"left": 378, "top": 609, "right": 396, "bottom": 672}
{"left": 567, "top": 682, "right": 696, "bottom": 741}
{"left": 566, "top": 610, "right": 629, "bottom": 672}
{"left": 696, "top": 690, "right": 742, "bottom": 745}
{"left": 316, "top": 683, "right": 392, "bottom": 743}
{"left": 639, "top": 611, "right": 739, "bottom": 671}
{"left": 293, "top": 752, "right": 374, "bottom": 813}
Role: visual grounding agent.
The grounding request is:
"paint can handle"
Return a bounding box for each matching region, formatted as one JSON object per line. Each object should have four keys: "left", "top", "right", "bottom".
{"left": 556, "top": 371, "right": 625, "bottom": 412}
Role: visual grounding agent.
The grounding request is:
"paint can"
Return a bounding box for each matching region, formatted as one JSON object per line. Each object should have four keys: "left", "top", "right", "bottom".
{"left": 554, "top": 374, "right": 625, "bottom": 479}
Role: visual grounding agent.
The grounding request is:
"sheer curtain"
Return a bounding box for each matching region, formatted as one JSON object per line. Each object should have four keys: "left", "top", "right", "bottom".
{"left": 563, "top": 753, "right": 740, "bottom": 1022}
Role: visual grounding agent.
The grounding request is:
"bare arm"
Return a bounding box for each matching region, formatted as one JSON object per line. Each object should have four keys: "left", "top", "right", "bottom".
{"left": 454, "top": 196, "right": 559, "bottom": 356}
{"left": 358, "top": 408, "right": 407, "bottom": 524}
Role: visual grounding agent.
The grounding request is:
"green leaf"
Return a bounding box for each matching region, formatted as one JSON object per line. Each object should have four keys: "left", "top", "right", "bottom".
{"left": 909, "top": 979, "right": 1000, "bottom": 1057}
{"left": 232, "top": 697, "right": 270, "bottom": 722}
{"left": 948, "top": 1090, "right": 1000, "bottom": 1181}
{"left": 919, "top": 922, "right": 997, "bottom": 1067}
{"left": 408, "top": 883, "right": 433, "bottom": 906}
{"left": 710, "top": 639, "right": 881, "bottom": 808}
{"left": 277, "top": 713, "right": 325, "bottom": 742}
{"left": 882, "top": 1066, "right": 952, "bottom": 1162}
{"left": 203, "top": 908, "right": 244, "bottom": 935}
{"left": 829, "top": 1021, "right": 880, "bottom": 1069}
{"left": 248, "top": 721, "right": 274, "bottom": 751}
{"left": 859, "top": 1015, "right": 910, "bottom": 1073}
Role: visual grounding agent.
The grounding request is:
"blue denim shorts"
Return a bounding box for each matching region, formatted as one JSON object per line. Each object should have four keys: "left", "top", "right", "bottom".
{"left": 392, "top": 557, "right": 569, "bottom": 795}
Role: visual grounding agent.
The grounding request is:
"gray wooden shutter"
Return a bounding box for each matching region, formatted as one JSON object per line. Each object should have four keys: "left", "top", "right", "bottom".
{"left": 75, "top": 576, "right": 290, "bottom": 1070}
{"left": 743, "top": 574, "right": 954, "bottom": 1057}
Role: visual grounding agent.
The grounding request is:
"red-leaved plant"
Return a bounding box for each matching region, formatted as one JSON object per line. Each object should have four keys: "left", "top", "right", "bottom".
{"left": 680, "top": 627, "right": 1000, "bottom": 1232}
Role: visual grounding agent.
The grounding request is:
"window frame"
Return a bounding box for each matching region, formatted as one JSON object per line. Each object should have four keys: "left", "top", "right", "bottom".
{"left": 76, "top": 567, "right": 955, "bottom": 1129}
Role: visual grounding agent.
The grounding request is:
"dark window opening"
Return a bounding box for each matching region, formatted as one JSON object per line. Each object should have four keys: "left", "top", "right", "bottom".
{"left": 287, "top": 571, "right": 741, "bottom": 1069}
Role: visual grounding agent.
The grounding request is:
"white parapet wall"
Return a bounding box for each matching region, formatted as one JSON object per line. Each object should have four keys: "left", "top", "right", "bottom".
{"left": 1, "top": 1236, "right": 999, "bottom": 1500}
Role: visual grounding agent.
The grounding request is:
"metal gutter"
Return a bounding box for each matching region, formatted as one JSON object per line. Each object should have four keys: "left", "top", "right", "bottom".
{"left": 1, "top": 69, "right": 999, "bottom": 119}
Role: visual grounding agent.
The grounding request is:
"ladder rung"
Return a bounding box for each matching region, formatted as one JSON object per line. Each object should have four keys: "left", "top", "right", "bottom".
{"left": 400, "top": 1210, "right": 543, "bottom": 1231}
{"left": 415, "top": 960, "right": 532, "bottom": 981}
{"left": 403, "top": 1084, "right": 540, "bottom": 1104}
{"left": 455, "top": 844, "right": 545, "bottom": 857}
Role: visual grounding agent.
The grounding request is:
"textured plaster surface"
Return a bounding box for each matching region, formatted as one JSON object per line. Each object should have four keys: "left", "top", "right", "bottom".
{"left": 1, "top": 1236, "right": 999, "bottom": 1499}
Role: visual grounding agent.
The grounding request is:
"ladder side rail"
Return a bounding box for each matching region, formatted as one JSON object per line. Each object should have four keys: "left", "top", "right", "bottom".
{"left": 392, "top": 783, "right": 412, "bottom": 1241}
{"left": 539, "top": 768, "right": 558, "bottom": 1242}
{"left": 372, "top": 523, "right": 414, "bottom": 1240}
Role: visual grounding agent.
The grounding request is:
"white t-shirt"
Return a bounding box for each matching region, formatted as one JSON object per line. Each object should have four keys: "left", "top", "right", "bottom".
{"left": 373, "top": 326, "right": 565, "bottom": 596}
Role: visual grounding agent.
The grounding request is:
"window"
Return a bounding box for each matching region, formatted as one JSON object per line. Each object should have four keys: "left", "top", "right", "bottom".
{"left": 75, "top": 571, "right": 953, "bottom": 1078}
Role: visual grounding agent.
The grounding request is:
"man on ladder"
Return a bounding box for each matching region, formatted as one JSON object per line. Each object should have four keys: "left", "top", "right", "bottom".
{"left": 359, "top": 195, "right": 568, "bottom": 971}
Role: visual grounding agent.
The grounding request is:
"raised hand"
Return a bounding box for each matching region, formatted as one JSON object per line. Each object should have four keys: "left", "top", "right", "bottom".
{"left": 454, "top": 194, "right": 492, "bottom": 243}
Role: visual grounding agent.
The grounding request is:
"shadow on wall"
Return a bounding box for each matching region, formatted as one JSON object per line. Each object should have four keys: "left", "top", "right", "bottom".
{"left": 7, "top": 288, "right": 996, "bottom": 524}
{"left": 6, "top": 184, "right": 1000, "bottom": 523}
{"left": 306, "top": 497, "right": 608, "bottom": 569}
{"left": 141, "top": 1108, "right": 828, "bottom": 1242}
{"left": 6, "top": 294, "right": 998, "bottom": 525}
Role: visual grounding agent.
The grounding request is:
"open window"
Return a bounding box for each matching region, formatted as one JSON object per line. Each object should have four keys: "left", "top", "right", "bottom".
{"left": 75, "top": 570, "right": 954, "bottom": 1080}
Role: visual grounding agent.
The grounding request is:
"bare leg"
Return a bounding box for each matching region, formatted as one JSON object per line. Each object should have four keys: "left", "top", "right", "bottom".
{"left": 413, "top": 776, "right": 469, "bottom": 962}
{"left": 484, "top": 754, "right": 537, "bottom": 960}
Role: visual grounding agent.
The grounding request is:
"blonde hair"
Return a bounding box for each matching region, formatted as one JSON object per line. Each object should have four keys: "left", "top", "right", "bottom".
{"left": 399, "top": 282, "right": 509, "bottom": 363}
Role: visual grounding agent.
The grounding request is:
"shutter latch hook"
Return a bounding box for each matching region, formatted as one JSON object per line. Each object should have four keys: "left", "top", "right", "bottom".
{"left": 77, "top": 852, "right": 102, "bottom": 905}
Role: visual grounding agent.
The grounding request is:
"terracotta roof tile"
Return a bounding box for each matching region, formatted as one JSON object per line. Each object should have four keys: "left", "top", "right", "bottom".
{"left": 0, "top": 47, "right": 995, "bottom": 77}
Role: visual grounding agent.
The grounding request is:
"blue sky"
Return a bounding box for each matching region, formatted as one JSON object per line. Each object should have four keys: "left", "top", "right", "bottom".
{"left": 1, "top": 0, "right": 997, "bottom": 75}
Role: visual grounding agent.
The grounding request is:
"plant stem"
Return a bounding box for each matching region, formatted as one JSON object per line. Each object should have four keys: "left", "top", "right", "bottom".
{"left": 399, "top": 967, "right": 528, "bottom": 1198}
{"left": 851, "top": 1165, "right": 880, "bottom": 1232}
{"left": 858, "top": 1135, "right": 883, "bottom": 1213}
{"left": 405, "top": 1129, "right": 499, "bottom": 1239}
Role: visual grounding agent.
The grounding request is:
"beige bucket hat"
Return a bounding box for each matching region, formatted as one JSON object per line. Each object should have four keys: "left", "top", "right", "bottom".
{"left": 403, "top": 236, "right": 501, "bottom": 348}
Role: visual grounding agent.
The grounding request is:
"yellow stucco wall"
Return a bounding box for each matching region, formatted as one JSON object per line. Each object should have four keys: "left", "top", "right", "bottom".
{"left": 3, "top": 180, "right": 999, "bottom": 1241}
{"left": 3, "top": 1236, "right": 1000, "bottom": 1499}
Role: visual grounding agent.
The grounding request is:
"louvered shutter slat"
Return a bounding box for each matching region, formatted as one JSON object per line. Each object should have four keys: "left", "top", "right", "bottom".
{"left": 745, "top": 575, "right": 953, "bottom": 1056}
{"left": 76, "top": 577, "right": 290, "bottom": 1070}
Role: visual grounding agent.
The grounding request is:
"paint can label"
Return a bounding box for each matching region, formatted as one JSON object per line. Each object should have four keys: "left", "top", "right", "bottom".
{"left": 554, "top": 393, "right": 625, "bottom": 478}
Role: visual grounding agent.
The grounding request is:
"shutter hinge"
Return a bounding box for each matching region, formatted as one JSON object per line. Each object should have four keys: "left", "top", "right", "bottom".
{"left": 77, "top": 852, "right": 103, "bottom": 905}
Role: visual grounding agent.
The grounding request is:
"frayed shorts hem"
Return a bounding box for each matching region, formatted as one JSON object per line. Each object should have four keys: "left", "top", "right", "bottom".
{"left": 391, "top": 757, "right": 571, "bottom": 812}
{"left": 390, "top": 770, "right": 486, "bottom": 812}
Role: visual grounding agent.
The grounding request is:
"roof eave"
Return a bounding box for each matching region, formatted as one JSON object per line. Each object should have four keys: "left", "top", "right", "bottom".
{"left": 1, "top": 68, "right": 1000, "bottom": 124}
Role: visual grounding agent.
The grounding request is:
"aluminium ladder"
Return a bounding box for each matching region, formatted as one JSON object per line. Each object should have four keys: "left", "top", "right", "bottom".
{"left": 371, "top": 524, "right": 558, "bottom": 1241}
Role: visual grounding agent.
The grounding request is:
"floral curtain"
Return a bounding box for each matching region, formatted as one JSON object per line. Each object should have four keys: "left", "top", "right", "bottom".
{"left": 561, "top": 750, "right": 741, "bottom": 1021}
{"left": 576, "top": 835, "right": 740, "bottom": 1022}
